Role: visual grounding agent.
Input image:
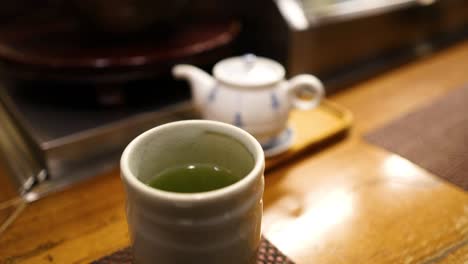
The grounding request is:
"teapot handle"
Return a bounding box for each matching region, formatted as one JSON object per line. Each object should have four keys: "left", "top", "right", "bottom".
{"left": 286, "top": 74, "right": 325, "bottom": 110}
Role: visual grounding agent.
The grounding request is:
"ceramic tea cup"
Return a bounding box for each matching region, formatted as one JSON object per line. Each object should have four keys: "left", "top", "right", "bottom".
{"left": 120, "top": 120, "right": 265, "bottom": 264}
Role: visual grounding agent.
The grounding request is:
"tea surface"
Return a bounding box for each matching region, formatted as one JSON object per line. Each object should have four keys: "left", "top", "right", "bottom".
{"left": 147, "top": 163, "right": 241, "bottom": 193}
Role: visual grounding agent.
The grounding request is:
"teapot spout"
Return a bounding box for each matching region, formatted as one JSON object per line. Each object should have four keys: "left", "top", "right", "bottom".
{"left": 172, "top": 64, "right": 216, "bottom": 109}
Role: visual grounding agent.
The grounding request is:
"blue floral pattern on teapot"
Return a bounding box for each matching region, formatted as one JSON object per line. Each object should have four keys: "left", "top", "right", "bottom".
{"left": 173, "top": 54, "right": 325, "bottom": 145}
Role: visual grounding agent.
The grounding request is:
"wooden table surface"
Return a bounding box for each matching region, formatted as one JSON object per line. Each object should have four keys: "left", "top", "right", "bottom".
{"left": 1, "top": 41, "right": 468, "bottom": 264}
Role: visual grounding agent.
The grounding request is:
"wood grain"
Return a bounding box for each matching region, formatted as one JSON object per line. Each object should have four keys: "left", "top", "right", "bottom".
{"left": 1, "top": 41, "right": 468, "bottom": 264}
{"left": 266, "top": 100, "right": 352, "bottom": 170}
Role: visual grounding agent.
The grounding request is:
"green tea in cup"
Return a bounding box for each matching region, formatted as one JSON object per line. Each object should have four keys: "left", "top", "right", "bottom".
{"left": 147, "top": 163, "right": 241, "bottom": 193}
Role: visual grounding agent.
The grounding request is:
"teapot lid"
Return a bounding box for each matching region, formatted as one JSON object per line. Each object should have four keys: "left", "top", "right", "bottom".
{"left": 213, "top": 54, "right": 285, "bottom": 87}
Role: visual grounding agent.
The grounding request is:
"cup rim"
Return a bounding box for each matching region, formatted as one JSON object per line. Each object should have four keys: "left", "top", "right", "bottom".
{"left": 120, "top": 120, "right": 265, "bottom": 204}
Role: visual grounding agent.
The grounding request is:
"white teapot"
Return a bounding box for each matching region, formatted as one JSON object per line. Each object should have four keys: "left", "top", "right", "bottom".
{"left": 172, "top": 54, "right": 324, "bottom": 146}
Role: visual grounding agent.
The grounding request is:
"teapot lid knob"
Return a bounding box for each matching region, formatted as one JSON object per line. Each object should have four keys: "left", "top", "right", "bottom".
{"left": 213, "top": 54, "right": 285, "bottom": 87}
{"left": 243, "top": 53, "right": 257, "bottom": 71}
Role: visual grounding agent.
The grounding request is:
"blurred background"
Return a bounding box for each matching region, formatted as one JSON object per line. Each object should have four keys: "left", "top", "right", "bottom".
{"left": 1, "top": 0, "right": 468, "bottom": 200}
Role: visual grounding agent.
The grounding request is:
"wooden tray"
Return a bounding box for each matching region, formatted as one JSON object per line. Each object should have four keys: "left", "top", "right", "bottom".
{"left": 265, "top": 100, "right": 353, "bottom": 170}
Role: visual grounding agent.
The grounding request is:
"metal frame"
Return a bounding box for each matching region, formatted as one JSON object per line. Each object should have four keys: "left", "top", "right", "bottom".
{"left": 0, "top": 95, "right": 198, "bottom": 202}
{"left": 275, "top": 0, "right": 436, "bottom": 30}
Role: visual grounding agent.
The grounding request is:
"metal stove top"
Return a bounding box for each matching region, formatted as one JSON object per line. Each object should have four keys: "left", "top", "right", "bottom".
{"left": 0, "top": 80, "right": 197, "bottom": 201}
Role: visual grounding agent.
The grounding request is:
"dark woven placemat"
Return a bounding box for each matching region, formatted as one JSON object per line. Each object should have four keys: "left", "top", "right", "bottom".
{"left": 366, "top": 85, "right": 468, "bottom": 190}
{"left": 93, "top": 236, "right": 294, "bottom": 264}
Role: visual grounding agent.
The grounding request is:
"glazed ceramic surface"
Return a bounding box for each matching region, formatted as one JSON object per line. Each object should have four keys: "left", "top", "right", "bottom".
{"left": 120, "top": 120, "right": 265, "bottom": 264}
{"left": 173, "top": 54, "right": 325, "bottom": 145}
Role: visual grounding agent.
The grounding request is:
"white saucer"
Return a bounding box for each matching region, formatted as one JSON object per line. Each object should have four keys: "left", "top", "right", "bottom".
{"left": 261, "top": 127, "right": 295, "bottom": 158}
